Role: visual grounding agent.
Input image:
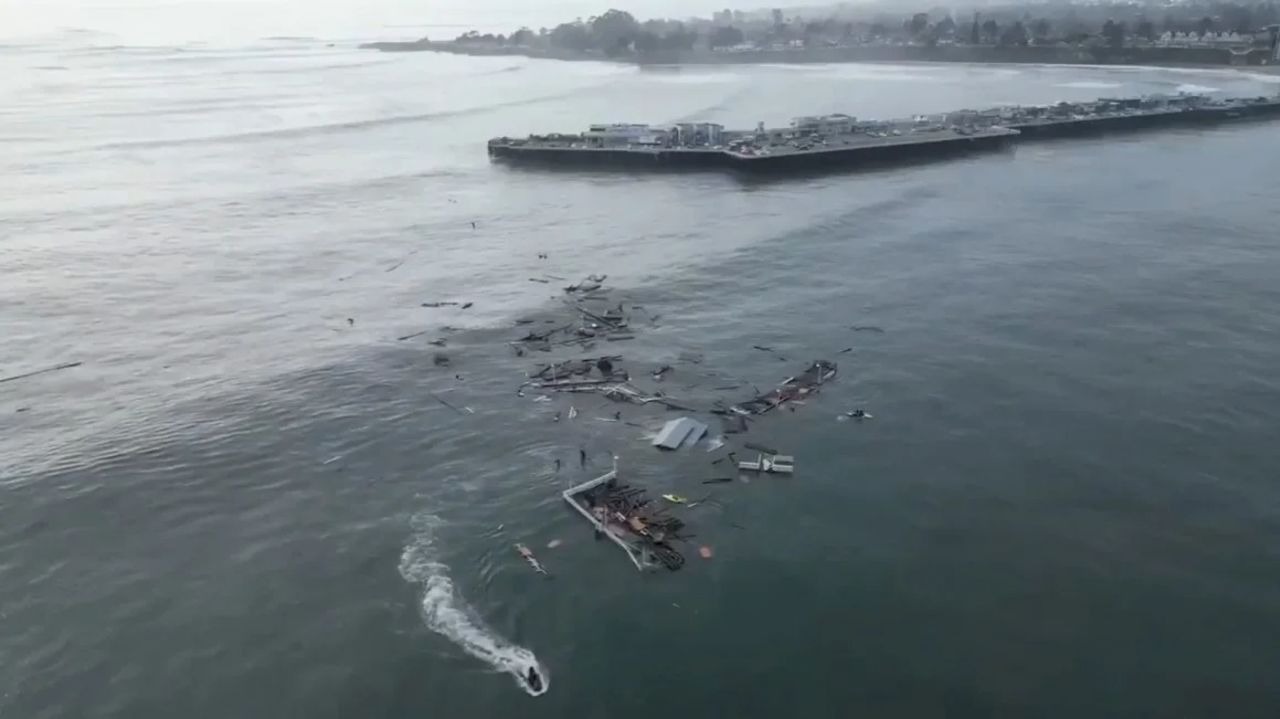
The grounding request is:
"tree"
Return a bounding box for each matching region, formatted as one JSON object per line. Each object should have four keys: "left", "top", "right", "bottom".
{"left": 1000, "top": 21, "right": 1029, "bottom": 47}
{"left": 1196, "top": 16, "right": 1215, "bottom": 38}
{"left": 1134, "top": 18, "right": 1156, "bottom": 42}
{"left": 909, "top": 12, "right": 930, "bottom": 36}
{"left": 634, "top": 30, "right": 660, "bottom": 54}
{"left": 869, "top": 22, "right": 888, "bottom": 40}
{"left": 548, "top": 22, "right": 592, "bottom": 51}
{"left": 804, "top": 20, "right": 824, "bottom": 46}
{"left": 971, "top": 14, "right": 981, "bottom": 44}
{"left": 590, "top": 9, "right": 639, "bottom": 54}
{"left": 509, "top": 27, "right": 534, "bottom": 46}
{"left": 1102, "top": 19, "right": 1126, "bottom": 48}
{"left": 1258, "top": 3, "right": 1279, "bottom": 28}
{"left": 981, "top": 19, "right": 999, "bottom": 44}
{"left": 709, "top": 25, "right": 745, "bottom": 48}
{"left": 936, "top": 15, "right": 957, "bottom": 38}
{"left": 661, "top": 23, "right": 697, "bottom": 51}
{"left": 1031, "top": 18, "right": 1051, "bottom": 42}
{"left": 1222, "top": 4, "right": 1255, "bottom": 34}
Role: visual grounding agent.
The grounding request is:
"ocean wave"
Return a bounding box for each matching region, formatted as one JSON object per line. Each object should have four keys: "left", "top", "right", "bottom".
{"left": 399, "top": 513, "right": 548, "bottom": 697}
{"left": 238, "top": 59, "right": 395, "bottom": 75}
{"left": 77, "top": 87, "right": 596, "bottom": 152}
{"left": 1056, "top": 81, "right": 1124, "bottom": 89}
{"left": 1176, "top": 83, "right": 1221, "bottom": 94}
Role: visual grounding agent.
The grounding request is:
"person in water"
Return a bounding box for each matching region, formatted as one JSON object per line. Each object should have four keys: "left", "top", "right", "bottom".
{"left": 526, "top": 667, "right": 543, "bottom": 692}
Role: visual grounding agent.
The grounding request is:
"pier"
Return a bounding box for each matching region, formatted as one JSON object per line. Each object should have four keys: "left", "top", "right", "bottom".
{"left": 487, "top": 93, "right": 1280, "bottom": 174}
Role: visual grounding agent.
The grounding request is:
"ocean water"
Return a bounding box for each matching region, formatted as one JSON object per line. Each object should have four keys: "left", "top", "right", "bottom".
{"left": 4, "top": 30, "right": 1280, "bottom": 719}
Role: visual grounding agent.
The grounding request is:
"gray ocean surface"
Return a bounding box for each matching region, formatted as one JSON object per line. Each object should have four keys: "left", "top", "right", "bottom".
{"left": 4, "top": 32, "right": 1280, "bottom": 718}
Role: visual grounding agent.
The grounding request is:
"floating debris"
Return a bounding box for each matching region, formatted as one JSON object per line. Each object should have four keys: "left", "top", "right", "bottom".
{"left": 687, "top": 494, "right": 714, "bottom": 508}
{"left": 0, "top": 361, "right": 83, "bottom": 384}
{"left": 698, "top": 546, "right": 714, "bottom": 559}
{"left": 563, "top": 462, "right": 689, "bottom": 572}
{"left": 421, "top": 301, "right": 460, "bottom": 308}
{"left": 662, "top": 494, "right": 688, "bottom": 504}
{"left": 738, "top": 453, "right": 795, "bottom": 475}
{"left": 653, "top": 417, "right": 709, "bottom": 451}
{"left": 429, "top": 392, "right": 467, "bottom": 415}
{"left": 729, "top": 360, "right": 837, "bottom": 415}
{"left": 547, "top": 539, "right": 563, "bottom": 549}
{"left": 850, "top": 325, "right": 885, "bottom": 333}
{"left": 515, "top": 544, "right": 548, "bottom": 575}
{"left": 721, "top": 415, "right": 749, "bottom": 435}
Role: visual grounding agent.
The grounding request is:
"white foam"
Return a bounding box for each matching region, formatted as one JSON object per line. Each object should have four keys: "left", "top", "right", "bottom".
{"left": 1176, "top": 83, "right": 1221, "bottom": 94}
{"left": 1056, "top": 81, "right": 1124, "bottom": 89}
{"left": 1239, "top": 73, "right": 1280, "bottom": 84}
{"left": 399, "top": 513, "right": 549, "bottom": 697}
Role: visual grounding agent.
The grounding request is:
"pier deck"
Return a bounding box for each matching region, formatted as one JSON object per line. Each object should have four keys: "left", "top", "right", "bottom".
{"left": 487, "top": 94, "right": 1280, "bottom": 175}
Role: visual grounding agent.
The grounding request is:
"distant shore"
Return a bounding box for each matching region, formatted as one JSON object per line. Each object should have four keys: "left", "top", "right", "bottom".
{"left": 361, "top": 39, "right": 1278, "bottom": 70}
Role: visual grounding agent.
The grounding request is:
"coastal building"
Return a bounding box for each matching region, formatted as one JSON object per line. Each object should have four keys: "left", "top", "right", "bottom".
{"left": 791, "top": 113, "right": 857, "bottom": 135}
{"left": 583, "top": 123, "right": 669, "bottom": 147}
{"left": 675, "top": 122, "right": 725, "bottom": 146}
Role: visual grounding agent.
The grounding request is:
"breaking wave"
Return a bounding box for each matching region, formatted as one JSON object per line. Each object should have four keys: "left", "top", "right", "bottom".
{"left": 78, "top": 86, "right": 601, "bottom": 152}
{"left": 1056, "top": 80, "right": 1123, "bottom": 89}
{"left": 398, "top": 513, "right": 548, "bottom": 697}
{"left": 1175, "top": 83, "right": 1221, "bottom": 94}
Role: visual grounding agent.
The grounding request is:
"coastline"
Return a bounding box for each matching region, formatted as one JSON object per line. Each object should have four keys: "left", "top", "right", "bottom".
{"left": 361, "top": 39, "right": 1280, "bottom": 71}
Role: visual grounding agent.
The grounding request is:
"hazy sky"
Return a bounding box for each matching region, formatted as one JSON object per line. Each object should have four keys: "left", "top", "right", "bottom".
{"left": 0, "top": 0, "right": 767, "bottom": 42}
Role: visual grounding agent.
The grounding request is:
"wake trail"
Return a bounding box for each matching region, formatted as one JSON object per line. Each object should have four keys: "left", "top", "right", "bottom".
{"left": 398, "top": 513, "right": 548, "bottom": 697}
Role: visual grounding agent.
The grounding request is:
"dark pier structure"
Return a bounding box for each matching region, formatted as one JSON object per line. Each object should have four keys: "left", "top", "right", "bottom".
{"left": 487, "top": 93, "right": 1280, "bottom": 175}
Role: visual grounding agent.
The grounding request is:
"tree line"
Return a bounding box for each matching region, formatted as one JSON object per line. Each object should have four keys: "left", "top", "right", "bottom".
{"left": 450, "top": 2, "right": 1280, "bottom": 55}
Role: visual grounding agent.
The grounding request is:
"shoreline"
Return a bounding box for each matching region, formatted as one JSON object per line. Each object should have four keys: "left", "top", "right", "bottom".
{"left": 361, "top": 39, "right": 1280, "bottom": 72}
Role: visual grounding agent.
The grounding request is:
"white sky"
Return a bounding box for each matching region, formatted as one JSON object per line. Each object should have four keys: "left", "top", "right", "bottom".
{"left": 0, "top": 0, "right": 782, "bottom": 42}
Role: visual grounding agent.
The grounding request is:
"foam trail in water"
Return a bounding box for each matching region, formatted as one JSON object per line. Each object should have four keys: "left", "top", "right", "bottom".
{"left": 399, "top": 513, "right": 548, "bottom": 696}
